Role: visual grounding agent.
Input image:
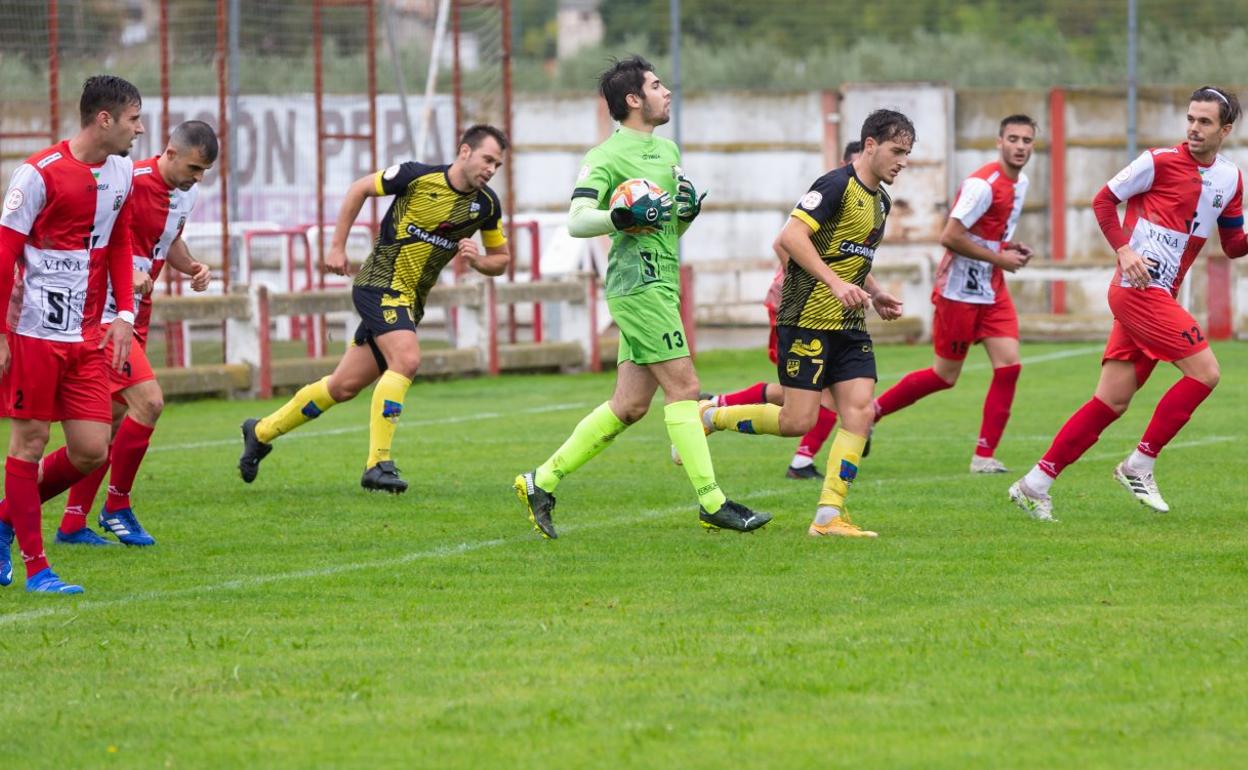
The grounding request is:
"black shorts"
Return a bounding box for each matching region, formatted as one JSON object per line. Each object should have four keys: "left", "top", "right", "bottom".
{"left": 352, "top": 285, "right": 417, "bottom": 371}
{"left": 775, "top": 325, "right": 877, "bottom": 391}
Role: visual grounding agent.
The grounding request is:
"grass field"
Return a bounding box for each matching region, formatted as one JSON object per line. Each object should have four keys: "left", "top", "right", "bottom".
{"left": 1, "top": 341, "right": 1245, "bottom": 769}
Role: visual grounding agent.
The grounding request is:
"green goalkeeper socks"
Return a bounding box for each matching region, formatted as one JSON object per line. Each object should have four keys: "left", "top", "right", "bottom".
{"left": 535, "top": 401, "right": 628, "bottom": 492}
{"left": 665, "top": 400, "right": 727, "bottom": 512}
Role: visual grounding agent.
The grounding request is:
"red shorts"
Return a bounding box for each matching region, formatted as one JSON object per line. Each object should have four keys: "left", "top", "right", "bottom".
{"left": 1104, "top": 285, "right": 1208, "bottom": 368}
{"left": 766, "top": 306, "right": 779, "bottom": 364}
{"left": 931, "top": 293, "right": 1018, "bottom": 361}
{"left": 3, "top": 333, "right": 112, "bottom": 423}
{"left": 104, "top": 335, "right": 156, "bottom": 400}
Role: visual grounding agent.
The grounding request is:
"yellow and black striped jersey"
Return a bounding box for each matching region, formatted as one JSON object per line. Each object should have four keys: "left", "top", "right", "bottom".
{"left": 778, "top": 164, "right": 891, "bottom": 331}
{"left": 354, "top": 161, "right": 505, "bottom": 322}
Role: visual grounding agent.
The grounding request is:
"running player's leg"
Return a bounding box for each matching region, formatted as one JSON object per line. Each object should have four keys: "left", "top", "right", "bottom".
{"left": 58, "top": 399, "right": 125, "bottom": 543}
{"left": 808, "top": 329, "right": 878, "bottom": 537}
{"left": 240, "top": 332, "right": 379, "bottom": 483}
{"left": 650, "top": 355, "right": 770, "bottom": 531}
{"left": 973, "top": 335, "right": 1022, "bottom": 472}
{"left": 362, "top": 328, "right": 420, "bottom": 493}
{"left": 514, "top": 357, "right": 647, "bottom": 539}
{"left": 788, "top": 388, "right": 837, "bottom": 479}
{"left": 1010, "top": 351, "right": 1141, "bottom": 520}
{"left": 1117, "top": 337, "right": 1219, "bottom": 513}
{"left": 1106, "top": 285, "right": 1214, "bottom": 512}
{"left": 94, "top": 377, "right": 163, "bottom": 545}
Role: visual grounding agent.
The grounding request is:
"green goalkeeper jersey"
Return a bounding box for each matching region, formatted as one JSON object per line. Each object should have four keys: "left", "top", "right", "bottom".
{"left": 571, "top": 126, "right": 683, "bottom": 299}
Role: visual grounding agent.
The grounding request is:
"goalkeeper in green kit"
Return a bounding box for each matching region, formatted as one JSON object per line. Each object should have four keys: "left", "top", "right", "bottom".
{"left": 513, "top": 55, "right": 771, "bottom": 537}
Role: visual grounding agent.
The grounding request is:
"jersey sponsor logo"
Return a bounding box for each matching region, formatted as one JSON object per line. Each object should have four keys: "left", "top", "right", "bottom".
{"left": 404, "top": 223, "right": 457, "bottom": 251}
{"left": 36, "top": 152, "right": 62, "bottom": 169}
{"left": 1152, "top": 147, "right": 1178, "bottom": 155}
{"left": 839, "top": 240, "right": 876, "bottom": 258}
{"left": 4, "top": 188, "right": 23, "bottom": 211}
{"left": 799, "top": 191, "right": 822, "bottom": 210}
{"left": 788, "top": 338, "right": 824, "bottom": 357}
{"left": 640, "top": 152, "right": 660, "bottom": 160}
{"left": 90, "top": 183, "right": 111, "bottom": 192}
{"left": 42, "top": 256, "right": 87, "bottom": 272}
{"left": 134, "top": 166, "right": 153, "bottom": 176}
{"left": 382, "top": 164, "right": 401, "bottom": 180}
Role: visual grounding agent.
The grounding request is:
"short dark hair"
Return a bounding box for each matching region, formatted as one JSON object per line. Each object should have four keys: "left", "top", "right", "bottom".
{"left": 842, "top": 140, "right": 863, "bottom": 163}
{"left": 999, "top": 114, "right": 1037, "bottom": 136}
{"left": 79, "top": 75, "right": 141, "bottom": 127}
{"left": 459, "top": 124, "right": 508, "bottom": 152}
{"left": 170, "top": 120, "right": 219, "bottom": 164}
{"left": 1190, "top": 86, "right": 1241, "bottom": 126}
{"left": 598, "top": 55, "right": 654, "bottom": 122}
{"left": 860, "top": 109, "right": 916, "bottom": 147}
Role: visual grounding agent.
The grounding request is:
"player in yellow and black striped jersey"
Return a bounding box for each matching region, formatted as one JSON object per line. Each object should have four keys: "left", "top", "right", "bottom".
{"left": 698, "top": 109, "right": 913, "bottom": 538}
{"left": 237, "top": 125, "right": 511, "bottom": 494}
{"left": 354, "top": 158, "right": 505, "bottom": 323}
{"left": 779, "top": 163, "right": 890, "bottom": 332}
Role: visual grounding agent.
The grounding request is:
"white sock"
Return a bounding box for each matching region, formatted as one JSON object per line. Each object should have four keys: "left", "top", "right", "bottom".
{"left": 1126, "top": 450, "right": 1156, "bottom": 473}
{"left": 813, "top": 506, "right": 841, "bottom": 525}
{"left": 1024, "top": 465, "right": 1054, "bottom": 495}
{"left": 790, "top": 453, "right": 814, "bottom": 469}
{"left": 702, "top": 406, "right": 717, "bottom": 431}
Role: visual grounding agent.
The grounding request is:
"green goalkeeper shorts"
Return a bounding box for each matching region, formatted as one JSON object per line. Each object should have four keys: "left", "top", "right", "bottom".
{"left": 608, "top": 285, "right": 690, "bottom": 366}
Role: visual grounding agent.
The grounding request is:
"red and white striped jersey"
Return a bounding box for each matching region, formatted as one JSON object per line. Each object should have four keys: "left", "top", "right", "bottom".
{"left": 0, "top": 141, "right": 134, "bottom": 342}
{"left": 935, "top": 161, "right": 1028, "bottom": 305}
{"left": 102, "top": 156, "right": 199, "bottom": 341}
{"left": 1106, "top": 142, "right": 1243, "bottom": 295}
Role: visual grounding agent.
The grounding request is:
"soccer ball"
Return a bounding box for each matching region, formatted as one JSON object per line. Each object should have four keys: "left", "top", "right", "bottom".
{"left": 609, "top": 178, "right": 667, "bottom": 234}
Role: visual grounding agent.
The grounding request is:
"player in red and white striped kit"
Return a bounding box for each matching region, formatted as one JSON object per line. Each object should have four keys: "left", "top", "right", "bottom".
{"left": 1010, "top": 87, "right": 1248, "bottom": 521}
{"left": 56, "top": 121, "right": 217, "bottom": 548}
{"left": 0, "top": 76, "right": 143, "bottom": 594}
{"left": 872, "top": 115, "right": 1036, "bottom": 473}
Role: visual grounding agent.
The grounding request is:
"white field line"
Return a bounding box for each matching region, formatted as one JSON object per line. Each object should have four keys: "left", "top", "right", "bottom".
{"left": 0, "top": 433, "right": 1231, "bottom": 627}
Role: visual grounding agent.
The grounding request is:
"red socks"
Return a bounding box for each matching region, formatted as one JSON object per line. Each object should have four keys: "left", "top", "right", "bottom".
{"left": 5, "top": 457, "right": 48, "bottom": 576}
{"left": 1038, "top": 397, "right": 1120, "bottom": 478}
{"left": 104, "top": 417, "right": 154, "bottom": 512}
{"left": 875, "top": 368, "right": 954, "bottom": 420}
{"left": 717, "top": 382, "right": 768, "bottom": 407}
{"left": 796, "top": 406, "right": 838, "bottom": 458}
{"left": 61, "top": 462, "right": 109, "bottom": 534}
{"left": 1136, "top": 376, "right": 1212, "bottom": 458}
{"left": 976, "top": 364, "right": 1021, "bottom": 458}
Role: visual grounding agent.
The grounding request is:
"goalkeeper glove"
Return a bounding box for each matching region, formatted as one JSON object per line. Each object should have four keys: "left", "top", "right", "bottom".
{"left": 610, "top": 190, "right": 673, "bottom": 232}
{"left": 675, "top": 173, "right": 707, "bottom": 223}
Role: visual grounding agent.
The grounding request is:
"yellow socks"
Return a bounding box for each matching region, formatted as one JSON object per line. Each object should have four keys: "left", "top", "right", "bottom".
{"left": 818, "top": 428, "right": 867, "bottom": 509}
{"left": 535, "top": 401, "right": 628, "bottom": 493}
{"left": 255, "top": 377, "right": 338, "bottom": 443}
{"left": 366, "top": 370, "right": 413, "bottom": 467}
{"left": 711, "top": 403, "right": 783, "bottom": 436}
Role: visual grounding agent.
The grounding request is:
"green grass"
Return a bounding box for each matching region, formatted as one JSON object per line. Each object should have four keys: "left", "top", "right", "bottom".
{"left": 1, "top": 342, "right": 1246, "bottom": 769}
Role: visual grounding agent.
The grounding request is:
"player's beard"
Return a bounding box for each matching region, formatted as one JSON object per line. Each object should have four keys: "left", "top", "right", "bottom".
{"left": 643, "top": 100, "right": 670, "bottom": 128}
